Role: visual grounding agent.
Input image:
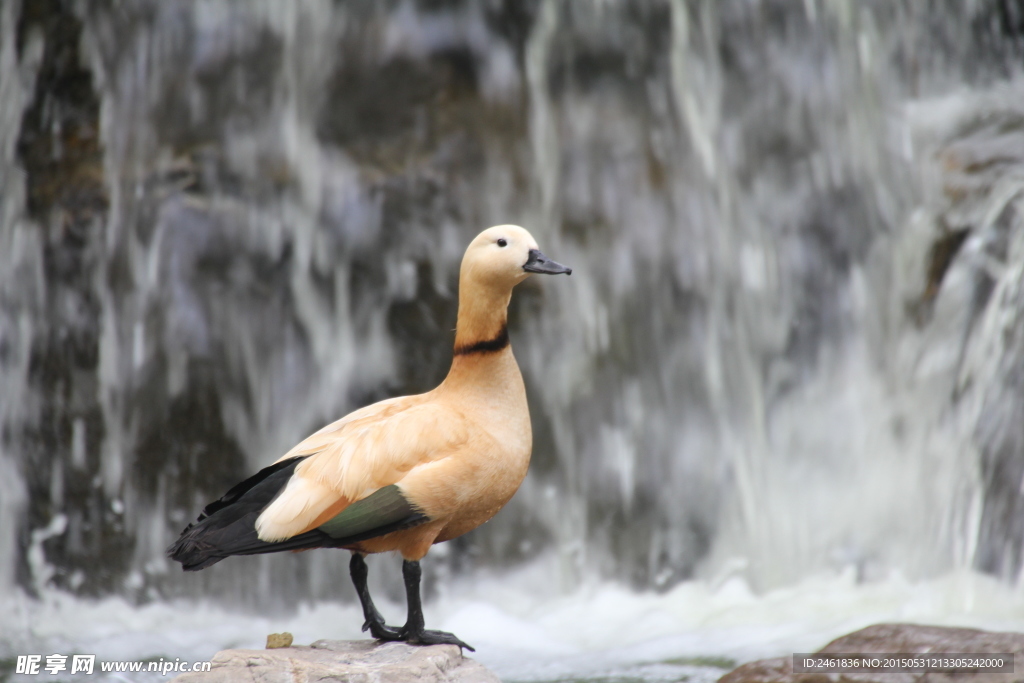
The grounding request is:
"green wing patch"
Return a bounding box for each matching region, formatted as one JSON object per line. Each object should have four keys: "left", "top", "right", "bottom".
{"left": 318, "top": 484, "right": 428, "bottom": 541}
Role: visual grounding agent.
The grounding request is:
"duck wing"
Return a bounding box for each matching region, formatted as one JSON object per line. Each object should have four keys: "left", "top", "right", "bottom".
{"left": 166, "top": 458, "right": 428, "bottom": 570}
{"left": 167, "top": 395, "right": 470, "bottom": 570}
{"left": 255, "top": 396, "right": 469, "bottom": 541}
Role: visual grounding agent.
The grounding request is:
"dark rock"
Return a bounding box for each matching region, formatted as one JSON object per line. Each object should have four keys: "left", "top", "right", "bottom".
{"left": 719, "top": 623, "right": 1024, "bottom": 683}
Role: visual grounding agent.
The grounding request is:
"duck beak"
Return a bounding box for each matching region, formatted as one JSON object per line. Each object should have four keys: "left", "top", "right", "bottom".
{"left": 523, "top": 249, "right": 572, "bottom": 275}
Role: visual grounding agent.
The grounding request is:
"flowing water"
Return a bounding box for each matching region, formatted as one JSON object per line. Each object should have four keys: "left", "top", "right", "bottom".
{"left": 3, "top": 0, "right": 1024, "bottom": 680}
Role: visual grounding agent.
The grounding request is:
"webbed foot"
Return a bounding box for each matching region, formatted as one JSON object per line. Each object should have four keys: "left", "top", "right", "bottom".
{"left": 361, "top": 608, "right": 402, "bottom": 641}
{"left": 400, "top": 626, "right": 475, "bottom": 651}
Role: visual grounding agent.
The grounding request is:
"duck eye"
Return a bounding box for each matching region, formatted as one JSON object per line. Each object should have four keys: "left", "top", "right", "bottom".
{"left": 497, "top": 238, "right": 507, "bottom": 247}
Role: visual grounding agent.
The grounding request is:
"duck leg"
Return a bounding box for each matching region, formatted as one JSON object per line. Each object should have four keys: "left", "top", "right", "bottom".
{"left": 398, "top": 560, "right": 475, "bottom": 651}
{"left": 349, "top": 553, "right": 402, "bottom": 641}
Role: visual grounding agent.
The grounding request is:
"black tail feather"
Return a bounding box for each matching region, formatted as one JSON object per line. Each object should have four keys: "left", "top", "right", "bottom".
{"left": 168, "top": 522, "right": 329, "bottom": 571}
{"left": 167, "top": 456, "right": 324, "bottom": 570}
{"left": 195, "top": 456, "right": 307, "bottom": 523}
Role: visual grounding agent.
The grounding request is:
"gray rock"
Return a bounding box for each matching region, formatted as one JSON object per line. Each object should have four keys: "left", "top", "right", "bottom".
{"left": 171, "top": 639, "right": 499, "bottom": 683}
{"left": 719, "top": 623, "right": 1024, "bottom": 683}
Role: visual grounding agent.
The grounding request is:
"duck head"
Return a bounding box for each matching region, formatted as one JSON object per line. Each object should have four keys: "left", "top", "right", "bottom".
{"left": 454, "top": 225, "right": 571, "bottom": 351}
{"left": 460, "top": 225, "right": 572, "bottom": 290}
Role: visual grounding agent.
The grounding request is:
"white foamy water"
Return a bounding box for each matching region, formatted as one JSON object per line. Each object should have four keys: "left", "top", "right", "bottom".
{"left": 5, "top": 559, "right": 1024, "bottom": 682}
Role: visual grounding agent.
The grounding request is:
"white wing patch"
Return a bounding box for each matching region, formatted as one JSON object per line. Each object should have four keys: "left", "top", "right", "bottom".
{"left": 255, "top": 474, "right": 342, "bottom": 542}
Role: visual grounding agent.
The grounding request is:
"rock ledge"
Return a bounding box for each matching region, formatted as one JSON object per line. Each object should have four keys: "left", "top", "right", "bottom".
{"left": 720, "top": 623, "right": 1024, "bottom": 683}
{"left": 171, "top": 639, "right": 499, "bottom": 683}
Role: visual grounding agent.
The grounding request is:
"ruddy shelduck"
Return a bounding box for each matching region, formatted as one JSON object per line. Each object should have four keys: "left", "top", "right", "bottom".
{"left": 168, "top": 225, "right": 571, "bottom": 650}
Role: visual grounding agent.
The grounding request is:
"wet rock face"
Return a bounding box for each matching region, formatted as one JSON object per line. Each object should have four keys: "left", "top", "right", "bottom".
{"left": 927, "top": 102, "right": 1024, "bottom": 581}
{"left": 16, "top": 0, "right": 106, "bottom": 221}
{"left": 13, "top": 0, "right": 118, "bottom": 596}
{"left": 973, "top": 237, "right": 1024, "bottom": 580}
{"left": 170, "top": 640, "right": 499, "bottom": 683}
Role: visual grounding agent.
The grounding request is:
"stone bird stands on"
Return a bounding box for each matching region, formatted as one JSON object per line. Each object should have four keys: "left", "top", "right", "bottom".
{"left": 171, "top": 640, "right": 499, "bottom": 683}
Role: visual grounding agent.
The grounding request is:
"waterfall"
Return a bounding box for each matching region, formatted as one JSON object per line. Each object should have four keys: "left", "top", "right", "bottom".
{"left": 2, "top": 0, "right": 1024, "bottom": 621}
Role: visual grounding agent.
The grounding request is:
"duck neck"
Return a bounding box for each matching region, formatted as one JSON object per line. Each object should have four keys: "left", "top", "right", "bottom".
{"left": 440, "top": 277, "right": 530, "bottom": 447}
{"left": 441, "top": 281, "right": 521, "bottom": 394}
{"left": 452, "top": 284, "right": 511, "bottom": 357}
